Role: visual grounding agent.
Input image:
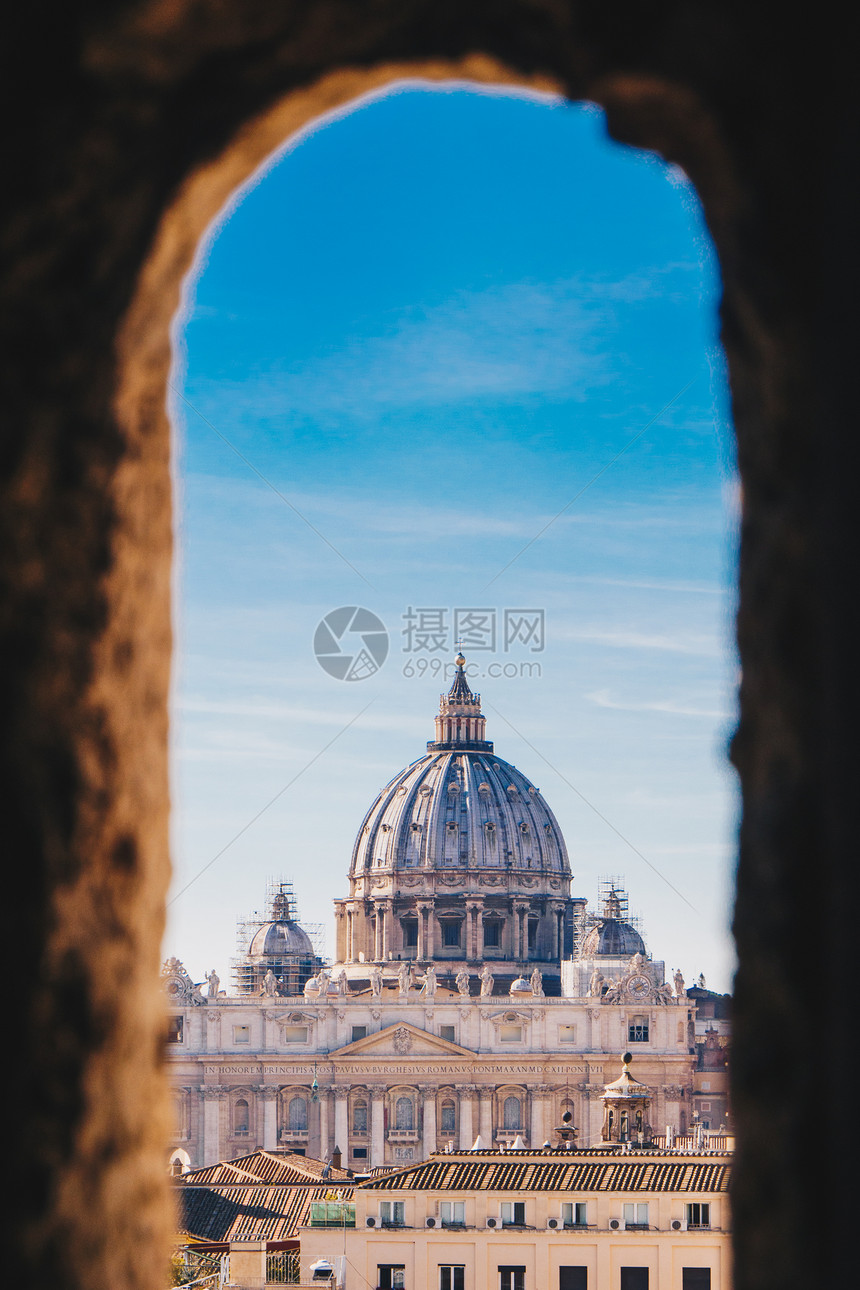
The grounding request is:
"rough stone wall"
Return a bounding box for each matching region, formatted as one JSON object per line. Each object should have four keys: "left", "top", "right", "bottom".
{"left": 0, "top": 3, "right": 854, "bottom": 1288}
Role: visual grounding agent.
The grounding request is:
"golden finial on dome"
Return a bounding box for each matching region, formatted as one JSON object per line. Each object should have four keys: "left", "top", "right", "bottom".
{"left": 455, "top": 651, "right": 466, "bottom": 668}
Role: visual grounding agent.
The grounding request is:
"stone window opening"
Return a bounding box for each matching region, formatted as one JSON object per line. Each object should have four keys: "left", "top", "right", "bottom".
{"left": 233, "top": 1097, "right": 250, "bottom": 1136}
{"left": 287, "top": 1094, "right": 308, "bottom": 1133}
{"left": 394, "top": 1096, "right": 415, "bottom": 1132}
{"left": 6, "top": 14, "right": 833, "bottom": 1288}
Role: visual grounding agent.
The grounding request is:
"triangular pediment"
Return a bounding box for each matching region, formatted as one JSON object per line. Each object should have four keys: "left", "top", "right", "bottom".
{"left": 330, "top": 1021, "right": 474, "bottom": 1059}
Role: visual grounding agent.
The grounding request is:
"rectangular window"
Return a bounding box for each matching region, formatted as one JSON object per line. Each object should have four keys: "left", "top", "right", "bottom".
{"left": 351, "top": 1025, "right": 367, "bottom": 1042}
{"left": 380, "top": 1200, "right": 405, "bottom": 1227}
{"left": 440, "top": 1025, "right": 456, "bottom": 1043}
{"left": 500, "top": 1024, "right": 523, "bottom": 1043}
{"left": 682, "top": 1272, "right": 711, "bottom": 1290}
{"left": 527, "top": 920, "right": 538, "bottom": 949}
{"left": 282, "top": 1025, "right": 309, "bottom": 1043}
{"left": 484, "top": 922, "right": 500, "bottom": 947}
{"left": 403, "top": 920, "right": 418, "bottom": 947}
{"left": 233, "top": 1025, "right": 250, "bottom": 1043}
{"left": 623, "top": 1203, "right": 649, "bottom": 1228}
{"left": 166, "top": 1016, "right": 184, "bottom": 1044}
{"left": 620, "top": 1271, "right": 648, "bottom": 1290}
{"left": 561, "top": 1202, "right": 587, "bottom": 1227}
{"left": 628, "top": 1017, "right": 649, "bottom": 1043}
{"left": 686, "top": 1203, "right": 711, "bottom": 1229}
{"left": 440, "top": 1200, "right": 465, "bottom": 1226}
{"left": 559, "top": 1271, "right": 587, "bottom": 1290}
{"left": 559, "top": 1025, "right": 577, "bottom": 1043}
{"left": 442, "top": 922, "right": 461, "bottom": 947}
{"left": 440, "top": 1269, "right": 465, "bottom": 1290}
{"left": 499, "top": 1268, "right": 525, "bottom": 1290}
{"left": 377, "top": 1267, "right": 405, "bottom": 1290}
{"left": 501, "top": 1201, "right": 526, "bottom": 1227}
{"left": 309, "top": 1201, "right": 356, "bottom": 1227}
{"left": 352, "top": 1146, "right": 368, "bottom": 1160}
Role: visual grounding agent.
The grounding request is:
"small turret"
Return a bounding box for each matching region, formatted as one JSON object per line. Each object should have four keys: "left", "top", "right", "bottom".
{"left": 601, "top": 1052, "right": 653, "bottom": 1146}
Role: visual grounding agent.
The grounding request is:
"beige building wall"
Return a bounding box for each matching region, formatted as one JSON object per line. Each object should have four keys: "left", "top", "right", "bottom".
{"left": 300, "top": 1167, "right": 730, "bottom": 1290}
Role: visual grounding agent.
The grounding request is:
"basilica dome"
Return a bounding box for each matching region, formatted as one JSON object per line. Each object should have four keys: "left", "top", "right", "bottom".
{"left": 349, "top": 747, "right": 569, "bottom": 878}
{"left": 335, "top": 657, "right": 573, "bottom": 980}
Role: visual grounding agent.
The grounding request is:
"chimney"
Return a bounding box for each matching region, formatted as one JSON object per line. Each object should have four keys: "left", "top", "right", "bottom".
{"left": 331, "top": 1145, "right": 342, "bottom": 1171}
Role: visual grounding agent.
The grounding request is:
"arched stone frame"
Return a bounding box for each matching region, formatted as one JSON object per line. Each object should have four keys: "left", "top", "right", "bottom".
{"left": 230, "top": 1088, "right": 254, "bottom": 1139}
{"left": 167, "top": 1148, "right": 191, "bottom": 1177}
{"left": 2, "top": 8, "right": 845, "bottom": 1290}
{"left": 495, "top": 1084, "right": 528, "bottom": 1139}
{"left": 386, "top": 1085, "right": 420, "bottom": 1139}
{"left": 437, "top": 1086, "right": 458, "bottom": 1139}
{"left": 278, "top": 1085, "right": 312, "bottom": 1142}
{"left": 349, "top": 1085, "right": 370, "bottom": 1138}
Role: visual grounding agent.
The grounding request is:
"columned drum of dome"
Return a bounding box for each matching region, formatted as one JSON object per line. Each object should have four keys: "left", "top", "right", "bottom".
{"left": 334, "top": 657, "right": 577, "bottom": 990}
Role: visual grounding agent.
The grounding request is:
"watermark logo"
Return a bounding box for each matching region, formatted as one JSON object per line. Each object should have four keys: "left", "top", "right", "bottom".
{"left": 313, "top": 606, "right": 389, "bottom": 681}
{"left": 402, "top": 607, "right": 545, "bottom": 654}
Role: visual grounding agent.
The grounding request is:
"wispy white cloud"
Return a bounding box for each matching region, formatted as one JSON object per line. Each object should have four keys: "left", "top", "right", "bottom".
{"left": 182, "top": 267, "right": 703, "bottom": 423}
{"left": 585, "top": 688, "right": 732, "bottom": 718}
{"left": 559, "top": 627, "right": 721, "bottom": 657}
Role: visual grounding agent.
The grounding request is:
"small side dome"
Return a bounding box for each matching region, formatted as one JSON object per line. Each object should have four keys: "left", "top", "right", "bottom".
{"left": 509, "top": 976, "right": 531, "bottom": 996}
{"left": 581, "top": 918, "right": 646, "bottom": 958}
{"left": 248, "top": 920, "right": 315, "bottom": 958}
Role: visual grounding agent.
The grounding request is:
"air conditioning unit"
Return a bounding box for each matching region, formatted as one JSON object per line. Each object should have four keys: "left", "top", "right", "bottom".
{"left": 365, "top": 1217, "right": 376, "bottom": 1228}
{"left": 486, "top": 1217, "right": 497, "bottom": 1229}
{"left": 547, "top": 1218, "right": 558, "bottom": 1229}
{"left": 426, "top": 1217, "right": 437, "bottom": 1228}
{"left": 671, "top": 1220, "right": 682, "bottom": 1231}
{"left": 610, "top": 1219, "right": 620, "bottom": 1230}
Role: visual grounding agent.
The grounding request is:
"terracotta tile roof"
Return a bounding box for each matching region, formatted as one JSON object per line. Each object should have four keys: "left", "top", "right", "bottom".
{"left": 365, "top": 1151, "right": 730, "bottom": 1195}
{"left": 177, "top": 1150, "right": 355, "bottom": 1242}
{"left": 178, "top": 1182, "right": 354, "bottom": 1243}
{"left": 180, "top": 1149, "right": 351, "bottom": 1188}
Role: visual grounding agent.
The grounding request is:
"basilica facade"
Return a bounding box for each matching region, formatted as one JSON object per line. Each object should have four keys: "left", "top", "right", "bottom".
{"left": 163, "top": 658, "right": 705, "bottom": 1172}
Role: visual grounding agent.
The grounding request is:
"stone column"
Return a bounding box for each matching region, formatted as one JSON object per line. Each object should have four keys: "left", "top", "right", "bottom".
{"left": 530, "top": 1091, "right": 546, "bottom": 1146}
{"left": 475, "top": 903, "right": 485, "bottom": 960}
{"left": 479, "top": 1088, "right": 494, "bottom": 1145}
{"left": 426, "top": 901, "right": 436, "bottom": 958}
{"left": 458, "top": 1087, "right": 474, "bottom": 1149}
{"left": 416, "top": 903, "right": 426, "bottom": 960}
{"left": 550, "top": 903, "right": 564, "bottom": 961}
{"left": 202, "top": 1087, "right": 224, "bottom": 1167}
{"left": 370, "top": 1090, "right": 385, "bottom": 1167}
{"left": 260, "top": 1087, "right": 279, "bottom": 1151}
{"left": 380, "top": 902, "right": 391, "bottom": 960}
{"left": 465, "top": 901, "right": 482, "bottom": 961}
{"left": 514, "top": 902, "right": 530, "bottom": 962}
{"left": 421, "top": 1087, "right": 437, "bottom": 1158}
{"left": 334, "top": 1091, "right": 349, "bottom": 1157}
{"left": 318, "top": 1089, "right": 331, "bottom": 1161}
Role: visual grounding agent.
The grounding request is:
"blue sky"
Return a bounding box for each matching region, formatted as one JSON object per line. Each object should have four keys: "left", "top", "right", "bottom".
{"left": 167, "top": 84, "right": 739, "bottom": 992}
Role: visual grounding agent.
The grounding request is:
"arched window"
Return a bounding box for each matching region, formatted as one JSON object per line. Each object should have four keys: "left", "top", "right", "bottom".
{"left": 353, "top": 1100, "right": 368, "bottom": 1133}
{"left": 288, "top": 1094, "right": 308, "bottom": 1132}
{"left": 503, "top": 1096, "right": 522, "bottom": 1130}
{"left": 395, "top": 1096, "right": 414, "bottom": 1131}
{"left": 440, "top": 1100, "right": 456, "bottom": 1134}
{"left": 234, "top": 1098, "right": 250, "bottom": 1134}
